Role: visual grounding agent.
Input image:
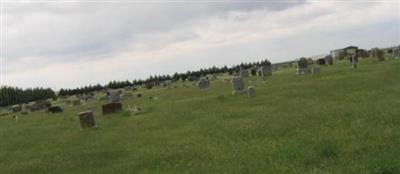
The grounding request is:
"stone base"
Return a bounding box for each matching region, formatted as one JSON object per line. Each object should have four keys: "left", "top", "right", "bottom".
{"left": 312, "top": 67, "right": 320, "bottom": 74}
{"left": 297, "top": 68, "right": 310, "bottom": 75}
{"left": 232, "top": 89, "right": 248, "bottom": 95}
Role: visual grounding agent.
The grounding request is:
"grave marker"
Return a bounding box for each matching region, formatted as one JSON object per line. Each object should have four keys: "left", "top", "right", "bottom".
{"left": 248, "top": 86, "right": 255, "bottom": 97}
{"left": 197, "top": 78, "right": 211, "bottom": 90}
{"left": 79, "top": 111, "right": 96, "bottom": 129}
{"left": 297, "top": 57, "right": 310, "bottom": 74}
{"left": 232, "top": 76, "right": 247, "bottom": 95}
{"left": 102, "top": 102, "right": 122, "bottom": 115}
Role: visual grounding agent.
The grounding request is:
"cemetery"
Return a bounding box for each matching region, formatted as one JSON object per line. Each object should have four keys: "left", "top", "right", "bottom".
{"left": 0, "top": 50, "right": 399, "bottom": 174}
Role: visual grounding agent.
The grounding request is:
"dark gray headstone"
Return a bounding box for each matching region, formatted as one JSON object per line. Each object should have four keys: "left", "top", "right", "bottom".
{"left": 351, "top": 54, "right": 357, "bottom": 69}
{"left": 248, "top": 86, "right": 255, "bottom": 97}
{"left": 108, "top": 91, "right": 121, "bottom": 103}
{"left": 257, "top": 66, "right": 272, "bottom": 77}
{"left": 239, "top": 69, "right": 249, "bottom": 78}
{"left": 48, "top": 106, "right": 63, "bottom": 114}
{"left": 102, "top": 102, "right": 122, "bottom": 115}
{"left": 79, "top": 110, "right": 96, "bottom": 129}
{"left": 197, "top": 79, "right": 211, "bottom": 90}
{"left": 297, "top": 57, "right": 310, "bottom": 74}
{"left": 232, "top": 76, "right": 247, "bottom": 95}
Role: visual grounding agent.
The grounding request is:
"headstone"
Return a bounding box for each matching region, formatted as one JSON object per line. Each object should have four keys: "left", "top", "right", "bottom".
{"left": 239, "top": 69, "right": 249, "bottom": 78}
{"left": 249, "top": 67, "right": 257, "bottom": 76}
{"left": 257, "top": 66, "right": 272, "bottom": 77}
{"left": 108, "top": 91, "right": 121, "bottom": 103}
{"left": 48, "top": 106, "right": 63, "bottom": 114}
{"left": 78, "top": 110, "right": 96, "bottom": 129}
{"left": 371, "top": 48, "right": 385, "bottom": 61}
{"left": 72, "top": 100, "right": 81, "bottom": 106}
{"left": 297, "top": 57, "right": 309, "bottom": 74}
{"left": 351, "top": 54, "right": 357, "bottom": 69}
{"left": 325, "top": 55, "right": 333, "bottom": 65}
{"left": 12, "top": 105, "right": 22, "bottom": 113}
{"left": 30, "top": 101, "right": 51, "bottom": 112}
{"left": 248, "top": 86, "right": 255, "bottom": 97}
{"left": 317, "top": 58, "right": 326, "bottom": 65}
{"left": 197, "top": 78, "right": 211, "bottom": 90}
{"left": 102, "top": 102, "right": 122, "bottom": 115}
{"left": 231, "top": 76, "right": 247, "bottom": 95}
{"left": 312, "top": 67, "right": 320, "bottom": 74}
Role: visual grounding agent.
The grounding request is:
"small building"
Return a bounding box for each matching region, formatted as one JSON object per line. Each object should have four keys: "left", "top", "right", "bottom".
{"left": 330, "top": 46, "right": 358, "bottom": 59}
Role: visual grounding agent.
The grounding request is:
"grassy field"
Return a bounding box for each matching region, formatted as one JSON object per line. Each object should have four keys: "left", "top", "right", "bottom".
{"left": 0, "top": 58, "right": 399, "bottom": 174}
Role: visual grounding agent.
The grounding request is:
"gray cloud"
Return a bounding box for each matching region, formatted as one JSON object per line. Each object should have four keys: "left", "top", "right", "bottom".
{"left": 4, "top": 1, "right": 305, "bottom": 62}
{"left": 2, "top": 0, "right": 399, "bottom": 89}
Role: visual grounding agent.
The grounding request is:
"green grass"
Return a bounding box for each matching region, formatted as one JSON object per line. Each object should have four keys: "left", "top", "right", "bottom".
{"left": 1, "top": 58, "right": 399, "bottom": 174}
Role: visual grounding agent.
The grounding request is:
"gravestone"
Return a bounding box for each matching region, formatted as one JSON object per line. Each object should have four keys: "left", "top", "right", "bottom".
{"left": 317, "top": 58, "right": 326, "bottom": 65}
{"left": 371, "top": 48, "right": 385, "bottom": 61}
{"left": 248, "top": 86, "right": 255, "bottom": 97}
{"left": 102, "top": 102, "right": 122, "bottom": 115}
{"left": 297, "top": 57, "right": 309, "bottom": 74}
{"left": 78, "top": 110, "right": 96, "bottom": 129}
{"left": 312, "top": 67, "right": 320, "bottom": 74}
{"left": 12, "top": 105, "right": 22, "bottom": 113}
{"left": 351, "top": 54, "right": 358, "bottom": 69}
{"left": 325, "top": 55, "right": 333, "bottom": 65}
{"left": 30, "top": 101, "right": 51, "bottom": 112}
{"left": 257, "top": 65, "right": 272, "bottom": 77}
{"left": 48, "top": 106, "right": 63, "bottom": 114}
{"left": 21, "top": 104, "right": 28, "bottom": 115}
{"left": 239, "top": 69, "right": 249, "bottom": 78}
{"left": 197, "top": 78, "right": 211, "bottom": 90}
{"left": 231, "top": 76, "right": 247, "bottom": 95}
{"left": 72, "top": 100, "right": 81, "bottom": 106}
{"left": 249, "top": 67, "right": 257, "bottom": 76}
{"left": 108, "top": 91, "right": 121, "bottom": 103}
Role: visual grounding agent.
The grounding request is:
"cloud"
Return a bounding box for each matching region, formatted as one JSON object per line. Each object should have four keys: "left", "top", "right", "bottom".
{"left": 2, "top": 0, "right": 399, "bottom": 89}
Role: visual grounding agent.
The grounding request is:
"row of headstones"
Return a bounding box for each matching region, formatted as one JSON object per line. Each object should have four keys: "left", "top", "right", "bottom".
{"left": 197, "top": 75, "right": 256, "bottom": 97}
{"left": 239, "top": 65, "right": 272, "bottom": 78}
{"left": 78, "top": 93, "right": 122, "bottom": 129}
{"left": 78, "top": 90, "right": 146, "bottom": 129}
{"left": 297, "top": 58, "right": 322, "bottom": 74}
{"left": 11, "top": 101, "right": 63, "bottom": 114}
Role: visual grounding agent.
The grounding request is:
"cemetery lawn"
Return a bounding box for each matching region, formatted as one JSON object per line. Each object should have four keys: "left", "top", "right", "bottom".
{"left": 1, "top": 58, "right": 399, "bottom": 174}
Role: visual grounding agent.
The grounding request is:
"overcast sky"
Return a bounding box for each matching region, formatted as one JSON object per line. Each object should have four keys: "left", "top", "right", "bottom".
{"left": 2, "top": 0, "right": 399, "bottom": 89}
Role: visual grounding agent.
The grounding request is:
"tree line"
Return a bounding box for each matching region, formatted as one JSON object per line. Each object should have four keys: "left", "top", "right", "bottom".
{"left": 1, "top": 59, "right": 271, "bottom": 106}
{"left": 0, "top": 86, "right": 56, "bottom": 107}
{"left": 59, "top": 59, "right": 271, "bottom": 96}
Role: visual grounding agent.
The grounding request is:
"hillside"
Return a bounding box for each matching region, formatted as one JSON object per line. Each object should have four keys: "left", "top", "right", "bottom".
{"left": 0, "top": 58, "right": 399, "bottom": 174}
